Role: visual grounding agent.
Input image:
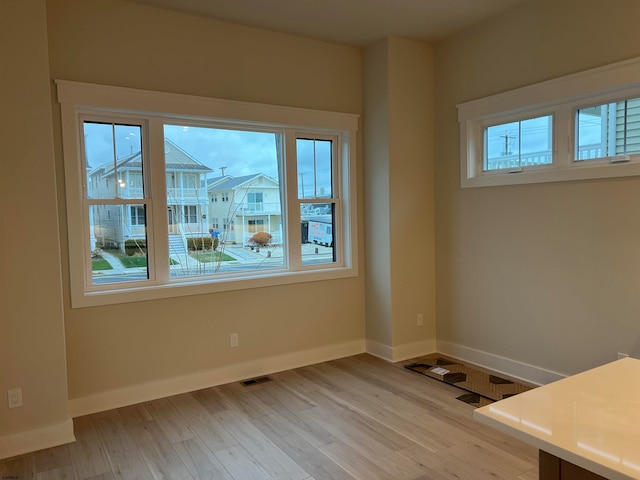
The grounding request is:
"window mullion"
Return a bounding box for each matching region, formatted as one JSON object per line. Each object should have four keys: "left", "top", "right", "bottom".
{"left": 285, "top": 130, "right": 302, "bottom": 269}
{"left": 555, "top": 106, "right": 571, "bottom": 168}
{"left": 148, "top": 118, "right": 168, "bottom": 282}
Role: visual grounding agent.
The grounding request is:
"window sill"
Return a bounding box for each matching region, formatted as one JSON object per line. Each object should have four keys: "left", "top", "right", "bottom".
{"left": 462, "top": 160, "right": 640, "bottom": 188}
{"left": 72, "top": 266, "right": 358, "bottom": 308}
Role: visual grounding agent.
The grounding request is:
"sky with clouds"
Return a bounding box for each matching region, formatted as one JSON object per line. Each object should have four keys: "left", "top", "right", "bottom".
{"left": 84, "top": 121, "right": 332, "bottom": 199}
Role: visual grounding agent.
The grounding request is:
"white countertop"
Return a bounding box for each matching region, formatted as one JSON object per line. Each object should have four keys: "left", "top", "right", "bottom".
{"left": 473, "top": 357, "right": 640, "bottom": 480}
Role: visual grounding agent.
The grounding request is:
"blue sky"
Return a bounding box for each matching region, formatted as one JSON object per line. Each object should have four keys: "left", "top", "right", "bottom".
{"left": 84, "top": 121, "right": 333, "bottom": 198}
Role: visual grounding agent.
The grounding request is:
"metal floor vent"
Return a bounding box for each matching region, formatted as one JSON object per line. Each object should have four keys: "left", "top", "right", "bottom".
{"left": 240, "top": 376, "right": 273, "bottom": 387}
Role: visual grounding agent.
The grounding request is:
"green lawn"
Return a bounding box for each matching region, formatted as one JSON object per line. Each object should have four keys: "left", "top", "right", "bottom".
{"left": 92, "top": 257, "right": 113, "bottom": 271}
{"left": 119, "top": 255, "right": 147, "bottom": 268}
{"left": 102, "top": 251, "right": 218, "bottom": 269}
{"left": 112, "top": 252, "right": 178, "bottom": 267}
{"left": 190, "top": 251, "right": 235, "bottom": 263}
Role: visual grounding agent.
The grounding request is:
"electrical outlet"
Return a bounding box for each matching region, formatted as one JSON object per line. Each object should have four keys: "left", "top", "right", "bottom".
{"left": 230, "top": 333, "right": 239, "bottom": 348}
{"left": 417, "top": 314, "right": 424, "bottom": 326}
{"left": 8, "top": 388, "right": 22, "bottom": 408}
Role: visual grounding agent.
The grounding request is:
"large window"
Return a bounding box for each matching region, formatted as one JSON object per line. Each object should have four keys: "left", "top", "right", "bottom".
{"left": 459, "top": 56, "right": 640, "bottom": 187}
{"left": 58, "top": 81, "right": 358, "bottom": 307}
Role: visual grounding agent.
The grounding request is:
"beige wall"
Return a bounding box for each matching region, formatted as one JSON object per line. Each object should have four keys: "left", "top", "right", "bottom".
{"left": 364, "top": 38, "right": 436, "bottom": 358}
{"left": 0, "top": 0, "right": 70, "bottom": 437}
{"left": 363, "top": 40, "right": 393, "bottom": 347}
{"left": 387, "top": 37, "right": 435, "bottom": 350}
{"left": 47, "top": 0, "right": 365, "bottom": 401}
{"left": 435, "top": 0, "right": 640, "bottom": 376}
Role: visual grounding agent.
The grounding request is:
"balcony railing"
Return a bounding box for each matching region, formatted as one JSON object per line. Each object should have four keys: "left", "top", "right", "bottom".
{"left": 486, "top": 144, "right": 604, "bottom": 171}
{"left": 233, "top": 202, "right": 282, "bottom": 215}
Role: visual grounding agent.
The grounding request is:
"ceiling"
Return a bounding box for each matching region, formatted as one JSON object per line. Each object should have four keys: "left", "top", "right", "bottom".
{"left": 126, "top": 0, "right": 526, "bottom": 47}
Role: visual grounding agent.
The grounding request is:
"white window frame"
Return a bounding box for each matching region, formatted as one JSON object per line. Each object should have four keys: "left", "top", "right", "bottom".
{"left": 458, "top": 55, "right": 640, "bottom": 188}
{"left": 183, "top": 205, "right": 198, "bottom": 224}
{"left": 57, "top": 80, "right": 358, "bottom": 308}
{"left": 130, "top": 206, "right": 146, "bottom": 226}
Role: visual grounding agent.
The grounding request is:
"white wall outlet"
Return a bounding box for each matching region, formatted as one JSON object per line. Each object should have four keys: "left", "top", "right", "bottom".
{"left": 417, "top": 314, "right": 424, "bottom": 326}
{"left": 230, "top": 333, "right": 239, "bottom": 348}
{"left": 8, "top": 388, "right": 22, "bottom": 408}
{"left": 618, "top": 352, "right": 629, "bottom": 360}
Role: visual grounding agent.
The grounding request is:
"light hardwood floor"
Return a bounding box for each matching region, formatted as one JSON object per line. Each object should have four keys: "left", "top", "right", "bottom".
{"left": 0, "top": 354, "right": 539, "bottom": 479}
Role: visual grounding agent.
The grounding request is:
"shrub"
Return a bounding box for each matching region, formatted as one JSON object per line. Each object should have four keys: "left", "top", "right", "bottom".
{"left": 124, "top": 239, "right": 146, "bottom": 256}
{"left": 187, "top": 237, "right": 213, "bottom": 251}
{"left": 249, "top": 231, "right": 272, "bottom": 246}
{"left": 124, "top": 239, "right": 146, "bottom": 249}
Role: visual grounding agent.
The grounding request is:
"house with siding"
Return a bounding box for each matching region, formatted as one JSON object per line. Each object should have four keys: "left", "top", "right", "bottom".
{"left": 207, "top": 173, "right": 282, "bottom": 245}
{"left": 88, "top": 139, "right": 212, "bottom": 249}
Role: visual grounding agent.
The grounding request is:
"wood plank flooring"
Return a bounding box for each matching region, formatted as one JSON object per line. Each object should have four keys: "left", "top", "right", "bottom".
{"left": 0, "top": 354, "right": 539, "bottom": 479}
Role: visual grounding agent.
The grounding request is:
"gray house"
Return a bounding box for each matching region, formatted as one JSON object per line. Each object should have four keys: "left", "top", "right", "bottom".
{"left": 89, "top": 139, "right": 212, "bottom": 250}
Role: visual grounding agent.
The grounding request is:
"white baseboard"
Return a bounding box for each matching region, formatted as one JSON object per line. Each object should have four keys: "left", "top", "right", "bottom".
{"left": 365, "top": 339, "right": 394, "bottom": 361}
{"left": 366, "top": 339, "right": 436, "bottom": 363}
{"left": 436, "top": 340, "right": 566, "bottom": 386}
{"left": 69, "top": 339, "right": 365, "bottom": 418}
{"left": 0, "top": 417, "right": 75, "bottom": 460}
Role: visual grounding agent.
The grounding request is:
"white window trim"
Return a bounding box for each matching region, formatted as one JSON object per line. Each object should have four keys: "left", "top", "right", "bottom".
{"left": 57, "top": 80, "right": 359, "bottom": 308}
{"left": 458, "top": 55, "right": 640, "bottom": 188}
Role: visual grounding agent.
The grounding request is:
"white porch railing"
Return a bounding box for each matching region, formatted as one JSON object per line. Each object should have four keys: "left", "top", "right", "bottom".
{"left": 486, "top": 144, "right": 604, "bottom": 170}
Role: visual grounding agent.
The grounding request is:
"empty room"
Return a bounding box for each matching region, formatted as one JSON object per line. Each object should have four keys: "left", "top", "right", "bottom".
{"left": 2, "top": 0, "right": 640, "bottom": 478}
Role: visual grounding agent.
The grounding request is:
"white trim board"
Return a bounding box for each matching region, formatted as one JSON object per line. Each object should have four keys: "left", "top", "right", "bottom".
{"left": 366, "top": 339, "right": 436, "bottom": 363}
{"left": 436, "top": 340, "right": 566, "bottom": 386}
{"left": 0, "top": 418, "right": 75, "bottom": 461}
{"left": 69, "top": 340, "right": 365, "bottom": 418}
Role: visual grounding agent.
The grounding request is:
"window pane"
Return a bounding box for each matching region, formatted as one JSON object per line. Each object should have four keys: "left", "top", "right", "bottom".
{"left": 623, "top": 99, "right": 640, "bottom": 154}
{"left": 576, "top": 98, "right": 640, "bottom": 160}
{"left": 163, "top": 125, "right": 284, "bottom": 277}
{"left": 297, "top": 138, "right": 333, "bottom": 199}
{"left": 576, "top": 105, "right": 606, "bottom": 160}
{"left": 90, "top": 203, "right": 149, "bottom": 285}
{"left": 484, "top": 115, "right": 553, "bottom": 171}
{"left": 301, "top": 203, "right": 335, "bottom": 266}
{"left": 84, "top": 122, "right": 144, "bottom": 199}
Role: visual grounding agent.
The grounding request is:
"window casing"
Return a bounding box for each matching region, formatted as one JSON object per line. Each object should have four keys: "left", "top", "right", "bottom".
{"left": 459, "top": 56, "right": 640, "bottom": 187}
{"left": 57, "top": 80, "right": 358, "bottom": 307}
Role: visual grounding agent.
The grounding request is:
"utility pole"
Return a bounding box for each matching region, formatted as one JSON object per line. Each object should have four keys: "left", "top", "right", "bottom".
{"left": 299, "top": 172, "right": 307, "bottom": 197}
{"left": 500, "top": 133, "right": 513, "bottom": 156}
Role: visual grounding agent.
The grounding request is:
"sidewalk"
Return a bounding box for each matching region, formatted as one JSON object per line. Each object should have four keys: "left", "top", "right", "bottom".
{"left": 97, "top": 251, "right": 129, "bottom": 273}
{"left": 94, "top": 243, "right": 333, "bottom": 278}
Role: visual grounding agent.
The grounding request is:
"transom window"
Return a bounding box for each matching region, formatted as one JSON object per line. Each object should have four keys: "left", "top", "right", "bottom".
{"left": 57, "top": 80, "right": 358, "bottom": 307}
{"left": 458, "top": 56, "right": 640, "bottom": 187}
{"left": 484, "top": 115, "right": 553, "bottom": 172}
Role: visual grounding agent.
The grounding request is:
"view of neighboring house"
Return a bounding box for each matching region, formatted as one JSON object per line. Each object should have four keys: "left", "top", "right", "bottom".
{"left": 207, "top": 173, "right": 282, "bottom": 246}
{"left": 165, "top": 140, "right": 212, "bottom": 242}
{"left": 485, "top": 98, "right": 640, "bottom": 171}
{"left": 89, "top": 139, "right": 212, "bottom": 250}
